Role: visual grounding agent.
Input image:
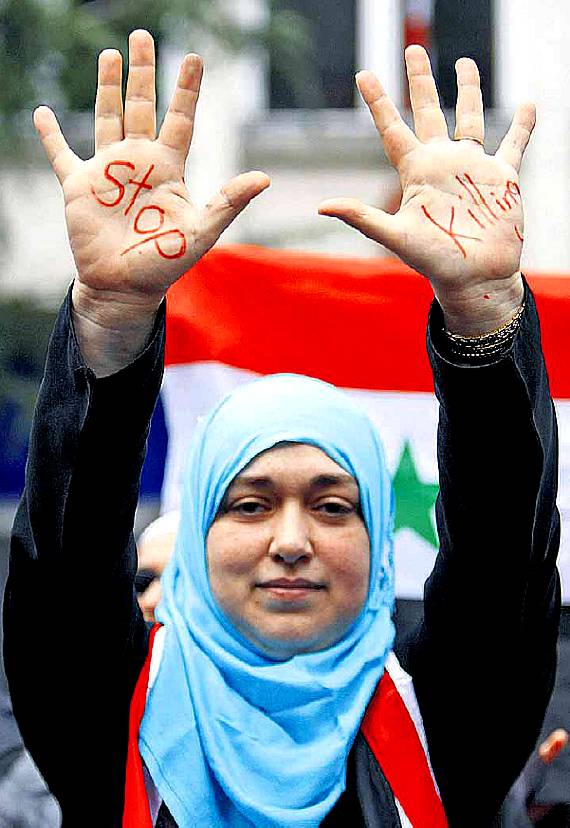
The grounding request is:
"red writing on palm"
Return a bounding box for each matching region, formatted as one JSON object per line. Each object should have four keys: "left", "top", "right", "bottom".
{"left": 91, "top": 161, "right": 186, "bottom": 260}
{"left": 421, "top": 176, "right": 523, "bottom": 258}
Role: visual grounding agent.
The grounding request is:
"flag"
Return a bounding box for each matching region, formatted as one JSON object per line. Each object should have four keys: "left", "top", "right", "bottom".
{"left": 163, "top": 245, "right": 570, "bottom": 602}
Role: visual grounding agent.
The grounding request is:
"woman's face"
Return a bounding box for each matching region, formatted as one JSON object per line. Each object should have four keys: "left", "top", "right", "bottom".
{"left": 206, "top": 443, "right": 370, "bottom": 660}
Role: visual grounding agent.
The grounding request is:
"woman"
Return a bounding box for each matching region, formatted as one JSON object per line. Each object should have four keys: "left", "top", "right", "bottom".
{"left": 4, "top": 30, "right": 560, "bottom": 827}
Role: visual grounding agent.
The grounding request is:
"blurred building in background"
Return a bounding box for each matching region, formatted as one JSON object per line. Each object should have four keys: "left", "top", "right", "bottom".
{"left": 4, "top": 0, "right": 570, "bottom": 309}
{"left": 0, "top": 0, "right": 568, "bottom": 300}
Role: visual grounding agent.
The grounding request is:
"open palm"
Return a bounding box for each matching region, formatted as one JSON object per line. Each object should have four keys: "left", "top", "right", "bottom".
{"left": 319, "top": 47, "right": 535, "bottom": 327}
{"left": 34, "top": 30, "right": 269, "bottom": 309}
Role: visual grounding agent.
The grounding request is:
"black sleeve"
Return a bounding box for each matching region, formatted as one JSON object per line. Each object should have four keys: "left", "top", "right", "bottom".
{"left": 405, "top": 282, "right": 561, "bottom": 827}
{"left": 3, "top": 288, "right": 165, "bottom": 825}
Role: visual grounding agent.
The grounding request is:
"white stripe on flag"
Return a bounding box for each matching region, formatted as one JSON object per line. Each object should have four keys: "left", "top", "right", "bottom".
{"left": 385, "top": 653, "right": 441, "bottom": 797}
{"left": 395, "top": 800, "right": 414, "bottom": 828}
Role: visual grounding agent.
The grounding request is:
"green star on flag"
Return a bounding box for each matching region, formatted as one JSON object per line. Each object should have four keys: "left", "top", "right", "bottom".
{"left": 392, "top": 441, "right": 439, "bottom": 549}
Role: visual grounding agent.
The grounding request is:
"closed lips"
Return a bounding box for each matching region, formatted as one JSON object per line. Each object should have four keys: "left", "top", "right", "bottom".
{"left": 258, "top": 580, "right": 324, "bottom": 589}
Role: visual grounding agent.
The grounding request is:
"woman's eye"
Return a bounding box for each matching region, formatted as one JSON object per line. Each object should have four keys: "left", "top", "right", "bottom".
{"left": 316, "top": 501, "right": 354, "bottom": 516}
{"left": 231, "top": 500, "right": 267, "bottom": 515}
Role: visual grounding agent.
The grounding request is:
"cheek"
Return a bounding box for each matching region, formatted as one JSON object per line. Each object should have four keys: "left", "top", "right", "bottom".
{"left": 322, "top": 527, "right": 370, "bottom": 608}
{"left": 206, "top": 523, "right": 265, "bottom": 591}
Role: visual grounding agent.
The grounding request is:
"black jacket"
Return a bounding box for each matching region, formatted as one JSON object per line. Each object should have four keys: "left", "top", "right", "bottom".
{"left": 4, "top": 282, "right": 560, "bottom": 827}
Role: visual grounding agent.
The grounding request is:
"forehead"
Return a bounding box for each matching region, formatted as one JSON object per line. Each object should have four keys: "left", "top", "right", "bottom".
{"left": 231, "top": 443, "right": 356, "bottom": 485}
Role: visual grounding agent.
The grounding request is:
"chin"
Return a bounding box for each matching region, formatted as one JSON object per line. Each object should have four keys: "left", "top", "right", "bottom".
{"left": 256, "top": 639, "right": 322, "bottom": 661}
{"left": 247, "top": 621, "right": 345, "bottom": 660}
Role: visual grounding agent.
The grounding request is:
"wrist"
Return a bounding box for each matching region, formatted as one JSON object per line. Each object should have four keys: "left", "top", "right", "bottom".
{"left": 71, "top": 281, "right": 163, "bottom": 377}
{"left": 434, "top": 273, "right": 524, "bottom": 336}
{"left": 442, "top": 302, "right": 524, "bottom": 363}
{"left": 72, "top": 281, "right": 164, "bottom": 328}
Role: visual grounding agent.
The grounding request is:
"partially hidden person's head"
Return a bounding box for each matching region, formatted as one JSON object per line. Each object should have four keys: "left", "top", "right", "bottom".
{"left": 158, "top": 372, "right": 395, "bottom": 660}
{"left": 136, "top": 511, "right": 180, "bottom": 622}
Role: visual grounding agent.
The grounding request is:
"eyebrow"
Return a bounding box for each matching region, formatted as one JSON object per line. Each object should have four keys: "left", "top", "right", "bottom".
{"left": 231, "top": 473, "right": 357, "bottom": 489}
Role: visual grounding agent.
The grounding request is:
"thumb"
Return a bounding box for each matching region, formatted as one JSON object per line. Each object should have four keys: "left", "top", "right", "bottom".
{"left": 200, "top": 170, "right": 270, "bottom": 247}
{"left": 318, "top": 198, "right": 400, "bottom": 253}
{"left": 33, "top": 106, "right": 81, "bottom": 186}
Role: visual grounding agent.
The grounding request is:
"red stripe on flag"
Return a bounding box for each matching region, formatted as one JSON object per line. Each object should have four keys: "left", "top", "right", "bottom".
{"left": 123, "top": 624, "right": 161, "bottom": 828}
{"left": 530, "top": 278, "right": 570, "bottom": 400}
{"left": 165, "top": 245, "right": 570, "bottom": 398}
{"left": 166, "top": 246, "right": 435, "bottom": 392}
{"left": 362, "top": 669, "right": 448, "bottom": 827}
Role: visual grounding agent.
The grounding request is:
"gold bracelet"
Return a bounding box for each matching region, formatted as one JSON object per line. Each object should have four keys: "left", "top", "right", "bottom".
{"left": 445, "top": 303, "right": 525, "bottom": 343}
{"left": 444, "top": 303, "right": 525, "bottom": 361}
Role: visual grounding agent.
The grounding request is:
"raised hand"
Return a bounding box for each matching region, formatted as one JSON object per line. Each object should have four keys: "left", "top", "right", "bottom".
{"left": 319, "top": 46, "right": 535, "bottom": 334}
{"left": 34, "top": 30, "right": 269, "bottom": 372}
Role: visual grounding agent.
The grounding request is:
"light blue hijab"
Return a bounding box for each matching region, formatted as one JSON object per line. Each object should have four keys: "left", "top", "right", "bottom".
{"left": 139, "top": 374, "right": 395, "bottom": 827}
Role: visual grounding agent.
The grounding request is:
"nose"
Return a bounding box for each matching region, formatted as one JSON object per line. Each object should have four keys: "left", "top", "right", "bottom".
{"left": 268, "top": 503, "right": 313, "bottom": 565}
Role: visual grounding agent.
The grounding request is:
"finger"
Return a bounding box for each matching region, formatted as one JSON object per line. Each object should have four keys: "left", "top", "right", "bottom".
{"left": 538, "top": 729, "right": 569, "bottom": 764}
{"left": 495, "top": 102, "right": 536, "bottom": 172}
{"left": 405, "top": 44, "right": 448, "bottom": 142}
{"left": 454, "top": 57, "right": 485, "bottom": 148}
{"left": 95, "top": 49, "right": 123, "bottom": 151}
{"left": 356, "top": 70, "right": 419, "bottom": 171}
{"left": 33, "top": 106, "right": 81, "bottom": 185}
{"left": 158, "top": 53, "right": 203, "bottom": 160}
{"left": 124, "top": 29, "right": 156, "bottom": 139}
{"left": 200, "top": 171, "right": 270, "bottom": 246}
{"left": 318, "top": 198, "right": 401, "bottom": 252}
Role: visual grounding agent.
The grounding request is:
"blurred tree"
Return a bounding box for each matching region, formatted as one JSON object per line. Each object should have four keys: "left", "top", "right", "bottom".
{"left": 0, "top": 0, "right": 310, "bottom": 140}
{"left": 0, "top": 295, "right": 169, "bottom": 498}
{"left": 0, "top": 298, "right": 55, "bottom": 415}
{"left": 0, "top": 297, "right": 55, "bottom": 495}
{"left": 0, "top": 0, "right": 47, "bottom": 119}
